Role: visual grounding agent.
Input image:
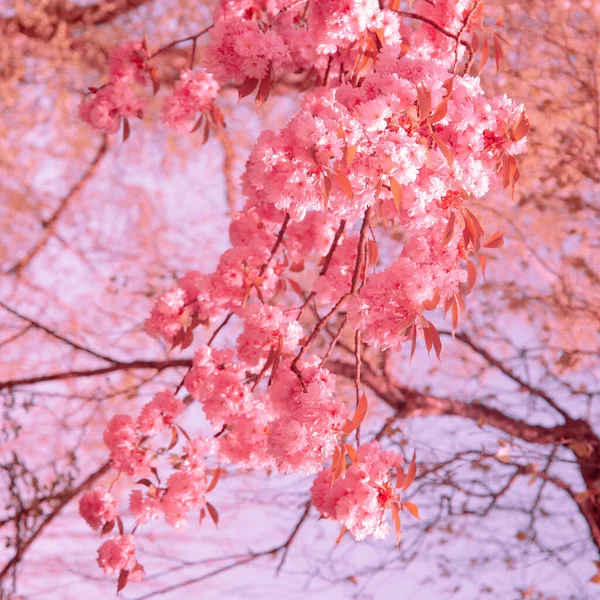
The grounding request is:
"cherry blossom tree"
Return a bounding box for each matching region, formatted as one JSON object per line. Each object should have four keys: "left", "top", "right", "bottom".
{"left": 1, "top": 1, "right": 598, "bottom": 599}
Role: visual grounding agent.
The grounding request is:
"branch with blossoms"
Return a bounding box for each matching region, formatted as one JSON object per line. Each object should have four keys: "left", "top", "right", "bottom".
{"left": 71, "top": 0, "right": 533, "bottom": 592}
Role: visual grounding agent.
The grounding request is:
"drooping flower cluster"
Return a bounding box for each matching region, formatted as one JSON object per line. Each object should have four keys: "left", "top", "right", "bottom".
{"left": 204, "top": 17, "right": 291, "bottom": 83}
{"left": 162, "top": 70, "right": 220, "bottom": 132}
{"left": 97, "top": 534, "right": 139, "bottom": 576}
{"left": 79, "top": 0, "right": 529, "bottom": 589}
{"left": 311, "top": 441, "right": 403, "bottom": 540}
{"left": 80, "top": 41, "right": 148, "bottom": 133}
{"left": 79, "top": 488, "right": 118, "bottom": 532}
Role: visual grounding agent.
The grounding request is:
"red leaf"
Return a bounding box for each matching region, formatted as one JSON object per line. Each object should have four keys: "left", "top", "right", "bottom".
{"left": 117, "top": 569, "right": 129, "bottom": 593}
{"left": 238, "top": 76, "right": 259, "bottom": 100}
{"left": 255, "top": 74, "right": 271, "bottom": 109}
{"left": 288, "top": 278, "right": 304, "bottom": 300}
{"left": 122, "top": 118, "right": 131, "bottom": 143}
{"left": 167, "top": 426, "right": 179, "bottom": 451}
{"left": 101, "top": 520, "right": 115, "bottom": 536}
{"left": 191, "top": 114, "right": 205, "bottom": 133}
{"left": 206, "top": 501, "right": 219, "bottom": 527}
{"left": 483, "top": 231, "right": 506, "bottom": 249}
{"left": 402, "top": 451, "right": 417, "bottom": 491}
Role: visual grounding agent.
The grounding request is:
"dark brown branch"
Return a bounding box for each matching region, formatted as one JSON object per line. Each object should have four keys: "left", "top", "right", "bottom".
{"left": 0, "top": 359, "right": 192, "bottom": 390}
{"left": 441, "top": 330, "right": 572, "bottom": 421}
{"left": 0, "top": 461, "right": 111, "bottom": 583}
{"left": 325, "top": 359, "right": 591, "bottom": 447}
{"left": 0, "top": 300, "right": 117, "bottom": 364}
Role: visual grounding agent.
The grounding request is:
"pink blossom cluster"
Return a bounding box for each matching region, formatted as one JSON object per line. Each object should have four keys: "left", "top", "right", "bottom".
{"left": 80, "top": 41, "right": 148, "bottom": 133}
{"left": 311, "top": 441, "right": 403, "bottom": 540}
{"left": 83, "top": 0, "right": 530, "bottom": 581}
{"left": 79, "top": 487, "right": 118, "bottom": 531}
{"left": 204, "top": 17, "right": 291, "bottom": 83}
{"left": 97, "top": 534, "right": 139, "bottom": 576}
{"left": 162, "top": 69, "right": 220, "bottom": 132}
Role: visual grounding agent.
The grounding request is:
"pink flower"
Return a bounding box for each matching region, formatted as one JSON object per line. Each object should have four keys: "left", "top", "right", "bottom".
{"left": 205, "top": 17, "right": 290, "bottom": 84}
{"left": 79, "top": 488, "right": 118, "bottom": 531}
{"left": 162, "top": 70, "right": 220, "bottom": 132}
{"left": 130, "top": 490, "right": 161, "bottom": 525}
{"left": 311, "top": 441, "right": 403, "bottom": 540}
{"left": 108, "top": 41, "right": 148, "bottom": 84}
{"left": 137, "top": 390, "right": 184, "bottom": 436}
{"left": 79, "top": 81, "right": 145, "bottom": 134}
{"left": 103, "top": 415, "right": 154, "bottom": 478}
{"left": 97, "top": 534, "right": 137, "bottom": 575}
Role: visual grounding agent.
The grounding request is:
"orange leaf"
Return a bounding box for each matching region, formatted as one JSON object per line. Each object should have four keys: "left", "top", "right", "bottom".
{"left": 396, "top": 464, "right": 405, "bottom": 489}
{"left": 206, "top": 467, "right": 221, "bottom": 493}
{"left": 417, "top": 84, "right": 431, "bottom": 121}
{"left": 493, "top": 34, "right": 504, "bottom": 74}
{"left": 402, "top": 451, "right": 417, "bottom": 491}
{"left": 409, "top": 323, "right": 417, "bottom": 362}
{"left": 353, "top": 394, "right": 368, "bottom": 429}
{"left": 345, "top": 444, "right": 359, "bottom": 465}
{"left": 403, "top": 501, "right": 421, "bottom": 521}
{"left": 479, "top": 255, "right": 487, "bottom": 280}
{"left": 422, "top": 290, "right": 440, "bottom": 311}
{"left": 391, "top": 502, "right": 402, "bottom": 548}
{"left": 510, "top": 111, "right": 530, "bottom": 142}
{"left": 390, "top": 178, "right": 403, "bottom": 212}
{"left": 335, "top": 525, "right": 348, "bottom": 545}
{"left": 345, "top": 144, "right": 358, "bottom": 166}
{"left": 483, "top": 231, "right": 506, "bottom": 249}
{"left": 430, "top": 94, "right": 450, "bottom": 124}
{"left": 337, "top": 170, "right": 354, "bottom": 199}
{"left": 423, "top": 321, "right": 442, "bottom": 361}
{"left": 367, "top": 239, "right": 379, "bottom": 265}
{"left": 451, "top": 296, "right": 459, "bottom": 333}
{"left": 433, "top": 134, "right": 454, "bottom": 168}
{"left": 480, "top": 37, "right": 489, "bottom": 73}
{"left": 466, "top": 260, "right": 477, "bottom": 294}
